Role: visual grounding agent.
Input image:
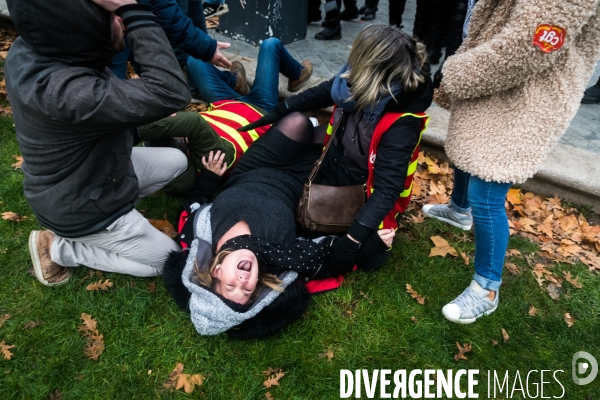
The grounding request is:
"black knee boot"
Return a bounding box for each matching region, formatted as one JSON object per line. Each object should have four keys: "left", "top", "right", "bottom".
{"left": 316, "top": 0, "right": 342, "bottom": 40}
{"left": 389, "top": 0, "right": 407, "bottom": 28}
{"left": 308, "top": 0, "right": 322, "bottom": 23}
{"left": 443, "top": 0, "right": 468, "bottom": 59}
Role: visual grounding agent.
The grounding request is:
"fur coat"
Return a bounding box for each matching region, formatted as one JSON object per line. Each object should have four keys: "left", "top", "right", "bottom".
{"left": 435, "top": 0, "right": 600, "bottom": 183}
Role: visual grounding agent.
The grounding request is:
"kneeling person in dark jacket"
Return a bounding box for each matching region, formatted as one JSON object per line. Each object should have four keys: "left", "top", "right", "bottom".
{"left": 5, "top": 0, "right": 191, "bottom": 285}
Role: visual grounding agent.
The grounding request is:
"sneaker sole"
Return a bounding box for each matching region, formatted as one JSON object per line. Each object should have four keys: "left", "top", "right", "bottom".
{"left": 422, "top": 208, "right": 472, "bottom": 231}
{"left": 205, "top": 4, "right": 229, "bottom": 18}
{"left": 28, "top": 231, "right": 69, "bottom": 286}
{"left": 442, "top": 305, "right": 498, "bottom": 324}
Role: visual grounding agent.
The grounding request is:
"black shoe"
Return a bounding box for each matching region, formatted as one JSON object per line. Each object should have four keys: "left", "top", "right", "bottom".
{"left": 428, "top": 49, "right": 443, "bottom": 65}
{"left": 358, "top": 4, "right": 367, "bottom": 14}
{"left": 315, "top": 25, "right": 342, "bottom": 40}
{"left": 581, "top": 84, "right": 600, "bottom": 104}
{"left": 308, "top": 11, "right": 322, "bottom": 24}
{"left": 361, "top": 7, "right": 377, "bottom": 21}
{"left": 340, "top": 8, "right": 360, "bottom": 20}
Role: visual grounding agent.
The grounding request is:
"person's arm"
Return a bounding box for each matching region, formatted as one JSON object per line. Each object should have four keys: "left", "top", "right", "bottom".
{"left": 185, "top": 151, "right": 227, "bottom": 206}
{"left": 354, "top": 117, "right": 421, "bottom": 229}
{"left": 442, "top": 1, "right": 598, "bottom": 101}
{"left": 149, "top": 0, "right": 231, "bottom": 67}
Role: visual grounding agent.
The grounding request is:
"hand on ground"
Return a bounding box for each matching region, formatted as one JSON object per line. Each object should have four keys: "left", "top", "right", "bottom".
{"left": 202, "top": 150, "right": 227, "bottom": 176}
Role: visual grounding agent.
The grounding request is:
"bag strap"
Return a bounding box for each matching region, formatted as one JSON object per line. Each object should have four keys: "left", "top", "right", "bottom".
{"left": 307, "top": 110, "right": 344, "bottom": 184}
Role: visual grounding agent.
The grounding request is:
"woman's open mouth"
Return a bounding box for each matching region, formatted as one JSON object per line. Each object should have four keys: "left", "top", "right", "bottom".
{"left": 237, "top": 260, "right": 252, "bottom": 272}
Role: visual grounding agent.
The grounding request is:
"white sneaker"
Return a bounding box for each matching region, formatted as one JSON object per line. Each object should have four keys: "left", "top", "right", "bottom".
{"left": 422, "top": 203, "right": 473, "bottom": 230}
{"left": 442, "top": 280, "right": 499, "bottom": 324}
{"left": 204, "top": 3, "right": 229, "bottom": 18}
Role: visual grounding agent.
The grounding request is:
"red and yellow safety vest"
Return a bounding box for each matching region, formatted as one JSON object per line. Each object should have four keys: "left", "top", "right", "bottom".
{"left": 200, "top": 100, "right": 270, "bottom": 168}
{"left": 326, "top": 108, "right": 429, "bottom": 230}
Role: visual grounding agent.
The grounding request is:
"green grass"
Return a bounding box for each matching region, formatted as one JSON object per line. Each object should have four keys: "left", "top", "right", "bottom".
{"left": 1, "top": 113, "right": 599, "bottom": 400}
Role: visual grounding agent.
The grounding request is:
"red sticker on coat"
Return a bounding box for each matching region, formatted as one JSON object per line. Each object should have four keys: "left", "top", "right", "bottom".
{"left": 533, "top": 24, "right": 566, "bottom": 53}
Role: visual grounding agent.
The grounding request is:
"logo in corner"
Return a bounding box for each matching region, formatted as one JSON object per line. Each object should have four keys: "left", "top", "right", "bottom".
{"left": 533, "top": 24, "right": 566, "bottom": 53}
{"left": 572, "top": 351, "right": 598, "bottom": 385}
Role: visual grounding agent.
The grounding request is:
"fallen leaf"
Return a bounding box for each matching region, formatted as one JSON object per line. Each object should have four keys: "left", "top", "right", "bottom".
{"left": 411, "top": 316, "right": 418, "bottom": 324}
{"left": 546, "top": 283, "right": 562, "bottom": 301}
{"left": 11, "top": 155, "right": 23, "bottom": 170}
{"left": 406, "top": 283, "right": 425, "bottom": 305}
{"left": 0, "top": 340, "right": 15, "bottom": 360}
{"left": 562, "top": 271, "right": 582, "bottom": 289}
{"left": 265, "top": 392, "right": 274, "bottom": 400}
{"left": 78, "top": 313, "right": 104, "bottom": 360}
{"left": 147, "top": 281, "right": 156, "bottom": 294}
{"left": 86, "top": 279, "right": 113, "bottom": 291}
{"left": 528, "top": 306, "right": 537, "bottom": 317}
{"left": 501, "top": 328, "right": 510, "bottom": 343}
{"left": 47, "top": 389, "right": 62, "bottom": 400}
{"left": 491, "top": 339, "right": 499, "bottom": 346}
{"left": 506, "top": 249, "right": 522, "bottom": 258}
{"left": 506, "top": 188, "right": 522, "bottom": 205}
{"left": 263, "top": 369, "right": 285, "bottom": 389}
{"left": 429, "top": 236, "right": 458, "bottom": 258}
{"left": 460, "top": 252, "right": 469, "bottom": 266}
{"left": 163, "top": 363, "right": 204, "bottom": 394}
{"left": 505, "top": 262, "right": 520, "bottom": 275}
{"left": 454, "top": 342, "right": 471, "bottom": 362}
{"left": 23, "top": 320, "right": 46, "bottom": 329}
{"left": 410, "top": 213, "right": 425, "bottom": 224}
{"left": 147, "top": 214, "right": 177, "bottom": 238}
{"left": 1, "top": 212, "right": 28, "bottom": 222}
{"left": 262, "top": 367, "right": 276, "bottom": 376}
{"left": 564, "top": 313, "right": 575, "bottom": 327}
{"left": 0, "top": 314, "right": 11, "bottom": 328}
{"left": 318, "top": 349, "right": 334, "bottom": 361}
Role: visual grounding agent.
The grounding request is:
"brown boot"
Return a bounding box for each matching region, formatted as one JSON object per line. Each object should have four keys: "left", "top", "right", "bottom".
{"left": 231, "top": 61, "right": 250, "bottom": 96}
{"left": 29, "top": 230, "right": 73, "bottom": 286}
{"left": 288, "top": 60, "right": 313, "bottom": 92}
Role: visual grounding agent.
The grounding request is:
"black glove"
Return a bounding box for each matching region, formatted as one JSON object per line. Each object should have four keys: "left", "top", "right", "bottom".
{"left": 328, "top": 235, "right": 361, "bottom": 276}
{"left": 433, "top": 62, "right": 444, "bottom": 89}
{"left": 237, "top": 101, "right": 289, "bottom": 132}
{"left": 358, "top": 231, "right": 390, "bottom": 258}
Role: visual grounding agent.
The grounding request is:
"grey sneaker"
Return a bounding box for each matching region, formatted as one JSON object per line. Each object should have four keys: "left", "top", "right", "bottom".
{"left": 442, "top": 280, "right": 499, "bottom": 324}
{"left": 422, "top": 203, "right": 472, "bottom": 230}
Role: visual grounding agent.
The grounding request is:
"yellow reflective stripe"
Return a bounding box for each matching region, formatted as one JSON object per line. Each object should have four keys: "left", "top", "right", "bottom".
{"left": 207, "top": 109, "right": 259, "bottom": 141}
{"left": 201, "top": 115, "right": 249, "bottom": 152}
{"left": 219, "top": 137, "right": 237, "bottom": 169}
{"left": 399, "top": 181, "right": 413, "bottom": 198}
{"left": 326, "top": 123, "right": 333, "bottom": 135}
{"left": 407, "top": 159, "right": 418, "bottom": 175}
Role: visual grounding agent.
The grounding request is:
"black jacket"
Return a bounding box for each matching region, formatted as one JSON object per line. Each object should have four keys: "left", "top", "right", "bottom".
{"left": 284, "top": 76, "right": 433, "bottom": 230}
{"left": 5, "top": 1, "right": 190, "bottom": 237}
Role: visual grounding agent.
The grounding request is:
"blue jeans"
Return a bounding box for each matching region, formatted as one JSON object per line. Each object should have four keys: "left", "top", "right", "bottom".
{"left": 186, "top": 37, "right": 302, "bottom": 112}
{"left": 450, "top": 168, "right": 512, "bottom": 291}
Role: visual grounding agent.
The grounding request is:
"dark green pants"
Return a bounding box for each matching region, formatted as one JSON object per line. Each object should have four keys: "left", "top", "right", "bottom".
{"left": 139, "top": 111, "right": 235, "bottom": 195}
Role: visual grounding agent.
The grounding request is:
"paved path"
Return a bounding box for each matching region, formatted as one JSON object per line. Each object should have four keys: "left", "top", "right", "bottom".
{"left": 212, "top": 0, "right": 600, "bottom": 155}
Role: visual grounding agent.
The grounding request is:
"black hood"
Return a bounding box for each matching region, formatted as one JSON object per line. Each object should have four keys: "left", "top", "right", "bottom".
{"left": 8, "top": 0, "right": 114, "bottom": 70}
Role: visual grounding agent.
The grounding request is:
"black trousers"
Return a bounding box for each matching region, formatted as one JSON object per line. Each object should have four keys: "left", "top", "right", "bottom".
{"left": 364, "top": 0, "right": 407, "bottom": 26}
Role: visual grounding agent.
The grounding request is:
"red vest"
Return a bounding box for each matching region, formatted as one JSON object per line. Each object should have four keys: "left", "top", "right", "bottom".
{"left": 200, "top": 100, "right": 270, "bottom": 168}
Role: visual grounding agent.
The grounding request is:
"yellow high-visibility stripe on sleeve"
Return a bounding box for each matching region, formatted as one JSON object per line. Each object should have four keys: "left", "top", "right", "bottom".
{"left": 201, "top": 115, "right": 249, "bottom": 152}
{"left": 207, "top": 109, "right": 260, "bottom": 141}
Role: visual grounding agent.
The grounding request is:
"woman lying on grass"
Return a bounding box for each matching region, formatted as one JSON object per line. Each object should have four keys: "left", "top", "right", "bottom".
{"left": 163, "top": 114, "right": 394, "bottom": 339}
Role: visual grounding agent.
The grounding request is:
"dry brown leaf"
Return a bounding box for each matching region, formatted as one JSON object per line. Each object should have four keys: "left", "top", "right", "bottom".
{"left": 263, "top": 369, "right": 285, "bottom": 389}
{"left": 528, "top": 306, "right": 538, "bottom": 317}
{"left": 1, "top": 212, "right": 28, "bottom": 222}
{"left": 47, "top": 389, "right": 62, "bottom": 400}
{"left": 163, "top": 363, "right": 204, "bottom": 394}
{"left": 318, "top": 349, "right": 334, "bottom": 361}
{"left": 501, "top": 328, "right": 510, "bottom": 343}
{"left": 564, "top": 313, "right": 575, "bottom": 327}
{"left": 0, "top": 340, "right": 15, "bottom": 360}
{"left": 562, "top": 271, "right": 582, "bottom": 289}
{"left": 262, "top": 367, "right": 276, "bottom": 376}
{"left": 23, "top": 320, "right": 46, "bottom": 329}
{"left": 0, "top": 313, "right": 11, "bottom": 328}
{"left": 454, "top": 342, "right": 471, "bottom": 362}
{"left": 429, "top": 236, "right": 458, "bottom": 258}
{"left": 86, "top": 279, "right": 113, "bottom": 291}
{"left": 505, "top": 262, "right": 520, "bottom": 275}
{"left": 546, "top": 283, "right": 562, "bottom": 301}
{"left": 265, "top": 392, "right": 274, "bottom": 400}
{"left": 11, "top": 155, "right": 23, "bottom": 170}
{"left": 491, "top": 339, "right": 499, "bottom": 346}
{"left": 506, "top": 188, "right": 522, "bottom": 205}
{"left": 78, "top": 313, "right": 104, "bottom": 360}
{"left": 460, "top": 252, "right": 469, "bottom": 266}
{"left": 411, "top": 316, "right": 418, "bottom": 324}
{"left": 147, "top": 214, "right": 177, "bottom": 238}
{"left": 410, "top": 213, "right": 425, "bottom": 224}
{"left": 147, "top": 281, "right": 156, "bottom": 294}
{"left": 406, "top": 283, "right": 425, "bottom": 305}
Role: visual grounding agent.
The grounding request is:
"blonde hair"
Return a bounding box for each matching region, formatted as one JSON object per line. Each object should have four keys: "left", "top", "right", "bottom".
{"left": 342, "top": 24, "right": 428, "bottom": 113}
{"left": 194, "top": 249, "right": 284, "bottom": 303}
